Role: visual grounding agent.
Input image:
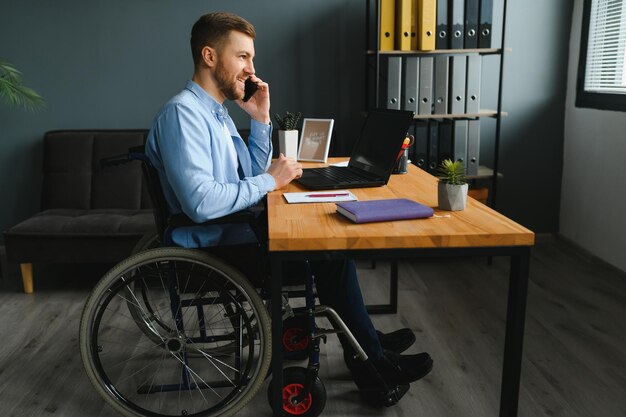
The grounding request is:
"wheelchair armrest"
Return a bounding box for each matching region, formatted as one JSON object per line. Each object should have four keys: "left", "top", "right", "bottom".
{"left": 167, "top": 207, "right": 262, "bottom": 230}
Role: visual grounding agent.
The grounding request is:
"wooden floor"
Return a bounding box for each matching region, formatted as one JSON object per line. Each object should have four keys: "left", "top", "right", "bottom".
{"left": 0, "top": 235, "right": 624, "bottom": 417}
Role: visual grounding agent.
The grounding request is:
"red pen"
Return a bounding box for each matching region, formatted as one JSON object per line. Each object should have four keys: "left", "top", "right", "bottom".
{"left": 306, "top": 193, "right": 350, "bottom": 197}
{"left": 396, "top": 137, "right": 412, "bottom": 160}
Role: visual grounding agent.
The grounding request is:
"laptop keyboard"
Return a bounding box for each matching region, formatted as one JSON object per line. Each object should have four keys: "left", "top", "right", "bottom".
{"left": 309, "top": 166, "right": 371, "bottom": 183}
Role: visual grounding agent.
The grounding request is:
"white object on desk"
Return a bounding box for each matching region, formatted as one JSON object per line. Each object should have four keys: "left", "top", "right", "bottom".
{"left": 283, "top": 190, "right": 357, "bottom": 204}
{"left": 278, "top": 130, "right": 299, "bottom": 159}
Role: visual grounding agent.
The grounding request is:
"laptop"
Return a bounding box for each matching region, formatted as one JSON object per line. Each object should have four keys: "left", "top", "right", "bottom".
{"left": 295, "top": 108, "right": 415, "bottom": 190}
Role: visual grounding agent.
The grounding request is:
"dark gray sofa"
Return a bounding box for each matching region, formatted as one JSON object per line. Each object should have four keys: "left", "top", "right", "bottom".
{"left": 4, "top": 130, "right": 156, "bottom": 293}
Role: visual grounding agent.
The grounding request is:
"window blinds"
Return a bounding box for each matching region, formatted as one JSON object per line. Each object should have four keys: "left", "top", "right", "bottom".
{"left": 584, "top": 0, "right": 626, "bottom": 94}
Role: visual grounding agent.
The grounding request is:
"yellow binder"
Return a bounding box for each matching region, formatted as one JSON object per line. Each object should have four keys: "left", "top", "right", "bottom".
{"left": 395, "top": 0, "right": 413, "bottom": 51}
{"left": 380, "top": 0, "right": 395, "bottom": 51}
{"left": 418, "top": 0, "right": 436, "bottom": 51}
{"left": 411, "top": 0, "right": 418, "bottom": 50}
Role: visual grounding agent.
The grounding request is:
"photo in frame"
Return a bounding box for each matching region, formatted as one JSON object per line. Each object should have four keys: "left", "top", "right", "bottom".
{"left": 297, "top": 118, "right": 334, "bottom": 162}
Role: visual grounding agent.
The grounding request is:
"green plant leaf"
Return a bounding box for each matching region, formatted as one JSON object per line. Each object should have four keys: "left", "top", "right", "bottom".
{"left": 436, "top": 158, "right": 467, "bottom": 185}
{"left": 0, "top": 61, "right": 45, "bottom": 111}
{"left": 273, "top": 110, "right": 302, "bottom": 130}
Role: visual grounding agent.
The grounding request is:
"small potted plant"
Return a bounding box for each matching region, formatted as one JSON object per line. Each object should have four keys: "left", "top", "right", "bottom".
{"left": 273, "top": 111, "right": 301, "bottom": 159}
{"left": 437, "top": 158, "right": 468, "bottom": 211}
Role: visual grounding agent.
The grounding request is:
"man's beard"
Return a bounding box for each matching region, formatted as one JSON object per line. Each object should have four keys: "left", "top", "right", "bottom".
{"left": 215, "top": 62, "right": 243, "bottom": 101}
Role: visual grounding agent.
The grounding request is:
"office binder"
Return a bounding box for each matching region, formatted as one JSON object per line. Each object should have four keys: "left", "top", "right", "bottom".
{"left": 396, "top": 0, "right": 413, "bottom": 50}
{"left": 436, "top": 0, "right": 449, "bottom": 50}
{"left": 418, "top": 57, "right": 434, "bottom": 115}
{"left": 465, "top": 54, "right": 481, "bottom": 114}
{"left": 464, "top": 0, "right": 479, "bottom": 48}
{"left": 453, "top": 120, "right": 468, "bottom": 170}
{"left": 403, "top": 57, "right": 420, "bottom": 113}
{"left": 478, "top": 0, "right": 493, "bottom": 48}
{"left": 467, "top": 119, "right": 480, "bottom": 176}
{"left": 449, "top": 55, "right": 467, "bottom": 114}
{"left": 411, "top": 0, "right": 419, "bottom": 50}
{"left": 427, "top": 119, "right": 439, "bottom": 173}
{"left": 380, "top": 0, "right": 396, "bottom": 51}
{"left": 450, "top": 0, "right": 464, "bottom": 49}
{"left": 438, "top": 119, "right": 454, "bottom": 163}
{"left": 381, "top": 56, "right": 402, "bottom": 110}
{"left": 413, "top": 121, "right": 429, "bottom": 169}
{"left": 434, "top": 55, "right": 449, "bottom": 115}
{"left": 417, "top": 0, "right": 437, "bottom": 51}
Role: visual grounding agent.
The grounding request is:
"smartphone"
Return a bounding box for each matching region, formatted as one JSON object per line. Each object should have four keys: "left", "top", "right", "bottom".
{"left": 243, "top": 78, "right": 258, "bottom": 102}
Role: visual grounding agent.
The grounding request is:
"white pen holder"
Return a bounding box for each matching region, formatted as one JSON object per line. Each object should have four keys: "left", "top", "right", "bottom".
{"left": 278, "top": 130, "right": 299, "bottom": 159}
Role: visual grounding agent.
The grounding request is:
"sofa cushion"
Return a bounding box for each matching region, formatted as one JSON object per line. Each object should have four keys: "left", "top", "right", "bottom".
{"left": 91, "top": 132, "right": 145, "bottom": 209}
{"left": 42, "top": 133, "right": 94, "bottom": 209}
{"left": 41, "top": 130, "right": 150, "bottom": 210}
{"left": 5, "top": 209, "right": 154, "bottom": 263}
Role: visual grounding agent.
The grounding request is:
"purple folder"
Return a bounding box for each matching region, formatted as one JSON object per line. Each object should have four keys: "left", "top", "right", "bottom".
{"left": 335, "top": 198, "right": 434, "bottom": 223}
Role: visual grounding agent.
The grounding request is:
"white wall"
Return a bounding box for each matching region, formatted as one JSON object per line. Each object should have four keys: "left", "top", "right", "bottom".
{"left": 562, "top": 0, "right": 626, "bottom": 272}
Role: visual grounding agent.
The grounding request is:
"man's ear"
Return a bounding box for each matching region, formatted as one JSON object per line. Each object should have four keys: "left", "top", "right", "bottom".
{"left": 201, "top": 46, "right": 217, "bottom": 68}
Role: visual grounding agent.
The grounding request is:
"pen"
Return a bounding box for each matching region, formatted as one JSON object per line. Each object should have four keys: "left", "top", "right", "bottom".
{"left": 306, "top": 193, "right": 350, "bottom": 197}
{"left": 396, "top": 136, "right": 413, "bottom": 160}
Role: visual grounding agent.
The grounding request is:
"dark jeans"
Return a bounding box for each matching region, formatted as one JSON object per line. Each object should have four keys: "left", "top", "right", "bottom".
{"left": 205, "top": 244, "right": 384, "bottom": 360}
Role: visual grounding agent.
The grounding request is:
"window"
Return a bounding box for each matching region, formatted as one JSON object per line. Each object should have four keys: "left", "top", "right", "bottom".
{"left": 576, "top": 0, "right": 626, "bottom": 111}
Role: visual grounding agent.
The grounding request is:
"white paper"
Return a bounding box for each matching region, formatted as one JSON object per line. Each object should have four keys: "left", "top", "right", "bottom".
{"left": 283, "top": 190, "right": 358, "bottom": 204}
{"left": 330, "top": 161, "right": 349, "bottom": 167}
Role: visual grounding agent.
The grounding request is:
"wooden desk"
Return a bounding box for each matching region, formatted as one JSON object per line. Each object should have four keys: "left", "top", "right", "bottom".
{"left": 268, "top": 159, "right": 534, "bottom": 417}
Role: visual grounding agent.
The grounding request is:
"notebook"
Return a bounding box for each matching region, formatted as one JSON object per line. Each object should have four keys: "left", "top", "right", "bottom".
{"left": 295, "top": 109, "right": 415, "bottom": 190}
{"left": 336, "top": 198, "right": 434, "bottom": 223}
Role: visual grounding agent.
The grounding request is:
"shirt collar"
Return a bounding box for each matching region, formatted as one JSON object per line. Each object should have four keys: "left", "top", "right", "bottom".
{"left": 185, "top": 80, "right": 229, "bottom": 121}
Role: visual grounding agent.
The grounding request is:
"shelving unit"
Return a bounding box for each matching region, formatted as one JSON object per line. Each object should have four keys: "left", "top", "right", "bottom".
{"left": 365, "top": 0, "right": 509, "bottom": 208}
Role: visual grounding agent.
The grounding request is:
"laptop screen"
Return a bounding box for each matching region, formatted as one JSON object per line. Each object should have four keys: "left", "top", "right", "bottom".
{"left": 348, "top": 109, "right": 415, "bottom": 178}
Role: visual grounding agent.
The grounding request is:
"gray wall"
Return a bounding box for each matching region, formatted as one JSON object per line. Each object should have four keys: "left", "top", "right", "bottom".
{"left": 481, "top": 0, "right": 573, "bottom": 232}
{"left": 1, "top": 0, "right": 574, "bottom": 243}
{"left": 561, "top": 0, "right": 626, "bottom": 273}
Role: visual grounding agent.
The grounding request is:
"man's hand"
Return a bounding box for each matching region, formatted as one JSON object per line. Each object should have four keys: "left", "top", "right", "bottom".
{"left": 267, "top": 154, "right": 303, "bottom": 189}
{"left": 237, "top": 75, "right": 270, "bottom": 124}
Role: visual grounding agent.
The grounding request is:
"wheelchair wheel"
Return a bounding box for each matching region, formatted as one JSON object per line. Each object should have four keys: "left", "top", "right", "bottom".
{"left": 268, "top": 367, "right": 326, "bottom": 417}
{"left": 125, "top": 232, "right": 168, "bottom": 345}
{"left": 80, "top": 247, "right": 271, "bottom": 417}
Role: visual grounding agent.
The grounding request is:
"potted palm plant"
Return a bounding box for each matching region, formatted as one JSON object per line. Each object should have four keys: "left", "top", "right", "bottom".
{"left": 273, "top": 111, "right": 301, "bottom": 159}
{"left": 0, "top": 60, "right": 44, "bottom": 110}
{"left": 437, "top": 158, "right": 468, "bottom": 211}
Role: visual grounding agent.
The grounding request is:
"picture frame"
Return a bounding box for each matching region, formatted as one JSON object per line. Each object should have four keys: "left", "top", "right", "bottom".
{"left": 297, "top": 118, "right": 334, "bottom": 163}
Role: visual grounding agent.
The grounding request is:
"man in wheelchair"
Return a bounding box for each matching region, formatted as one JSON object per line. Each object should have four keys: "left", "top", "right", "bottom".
{"left": 145, "top": 11, "right": 433, "bottom": 407}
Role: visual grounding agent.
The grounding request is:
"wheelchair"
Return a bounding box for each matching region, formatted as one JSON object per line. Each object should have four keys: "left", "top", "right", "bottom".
{"left": 79, "top": 149, "right": 404, "bottom": 417}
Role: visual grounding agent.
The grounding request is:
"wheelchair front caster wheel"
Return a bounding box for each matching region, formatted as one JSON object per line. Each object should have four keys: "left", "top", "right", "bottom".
{"left": 268, "top": 367, "right": 326, "bottom": 417}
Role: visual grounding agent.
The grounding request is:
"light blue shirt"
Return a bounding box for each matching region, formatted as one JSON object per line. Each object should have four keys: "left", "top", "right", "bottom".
{"left": 145, "top": 80, "right": 275, "bottom": 247}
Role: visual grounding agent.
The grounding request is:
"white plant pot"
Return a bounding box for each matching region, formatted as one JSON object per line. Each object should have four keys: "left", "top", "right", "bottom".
{"left": 278, "top": 130, "right": 299, "bottom": 159}
{"left": 438, "top": 182, "right": 468, "bottom": 211}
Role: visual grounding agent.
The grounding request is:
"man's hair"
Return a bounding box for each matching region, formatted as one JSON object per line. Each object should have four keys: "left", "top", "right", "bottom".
{"left": 190, "top": 12, "right": 256, "bottom": 68}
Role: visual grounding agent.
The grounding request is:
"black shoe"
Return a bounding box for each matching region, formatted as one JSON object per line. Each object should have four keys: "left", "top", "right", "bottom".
{"left": 376, "top": 328, "right": 416, "bottom": 354}
{"left": 374, "top": 350, "right": 433, "bottom": 385}
{"left": 345, "top": 350, "right": 432, "bottom": 390}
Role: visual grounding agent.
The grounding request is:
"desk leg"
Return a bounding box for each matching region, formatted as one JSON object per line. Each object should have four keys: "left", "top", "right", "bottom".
{"left": 270, "top": 255, "right": 283, "bottom": 416}
{"left": 499, "top": 247, "right": 531, "bottom": 417}
{"left": 365, "top": 260, "right": 398, "bottom": 315}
